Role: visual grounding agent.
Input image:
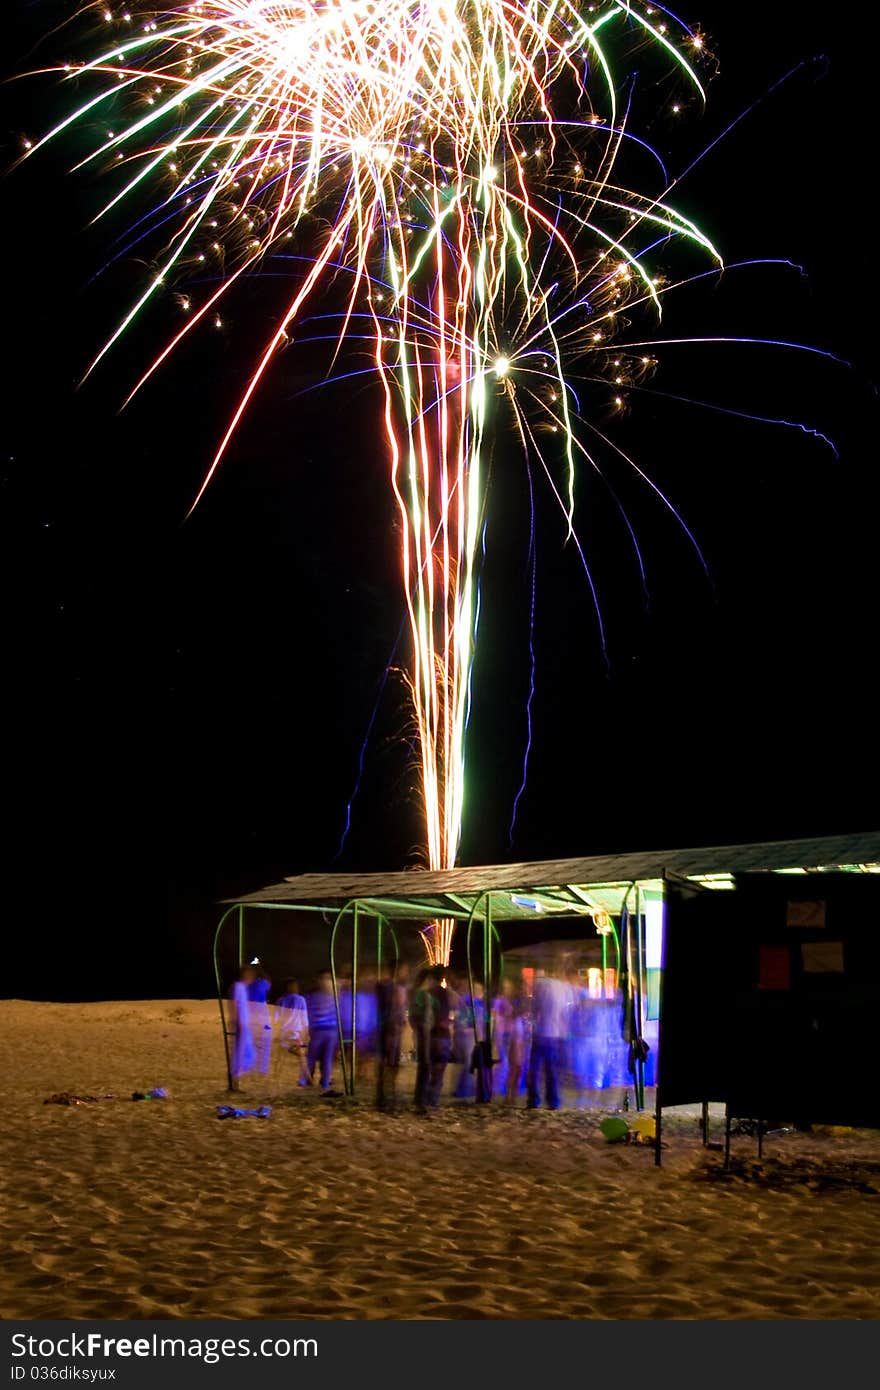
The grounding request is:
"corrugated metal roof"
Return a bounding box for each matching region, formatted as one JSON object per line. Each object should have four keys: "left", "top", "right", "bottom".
{"left": 225, "top": 830, "right": 880, "bottom": 919}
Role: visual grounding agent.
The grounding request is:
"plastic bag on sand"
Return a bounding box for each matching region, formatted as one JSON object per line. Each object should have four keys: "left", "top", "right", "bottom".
{"left": 217, "top": 1105, "right": 272, "bottom": 1120}
{"left": 629, "top": 1114, "right": 657, "bottom": 1142}
{"left": 600, "top": 1115, "right": 629, "bottom": 1143}
{"left": 132, "top": 1088, "right": 169, "bottom": 1100}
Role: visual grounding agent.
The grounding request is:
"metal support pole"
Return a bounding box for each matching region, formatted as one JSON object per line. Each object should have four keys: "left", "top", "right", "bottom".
{"left": 330, "top": 902, "right": 355, "bottom": 1097}
{"left": 654, "top": 880, "right": 667, "bottom": 1167}
{"left": 237, "top": 904, "right": 245, "bottom": 969}
{"left": 464, "top": 891, "right": 494, "bottom": 1101}
{"left": 481, "top": 894, "right": 493, "bottom": 1103}
{"left": 620, "top": 883, "right": 635, "bottom": 1113}
{"left": 635, "top": 885, "right": 645, "bottom": 1112}
{"left": 724, "top": 1104, "right": 732, "bottom": 1171}
{"left": 484, "top": 896, "right": 491, "bottom": 1042}
{"left": 701, "top": 1100, "right": 710, "bottom": 1146}
{"left": 464, "top": 895, "right": 485, "bottom": 1050}
{"left": 610, "top": 922, "right": 621, "bottom": 979}
{"left": 388, "top": 922, "right": 399, "bottom": 977}
{"left": 213, "top": 905, "right": 241, "bottom": 1092}
{"left": 351, "top": 903, "right": 359, "bottom": 1095}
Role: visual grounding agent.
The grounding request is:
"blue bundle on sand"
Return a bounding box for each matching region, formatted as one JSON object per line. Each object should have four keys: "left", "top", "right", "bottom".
{"left": 217, "top": 1105, "right": 271, "bottom": 1120}
{"left": 132, "top": 1088, "right": 168, "bottom": 1100}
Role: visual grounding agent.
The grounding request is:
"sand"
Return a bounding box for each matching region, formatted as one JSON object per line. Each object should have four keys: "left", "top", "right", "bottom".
{"left": 2, "top": 998, "right": 879, "bottom": 1320}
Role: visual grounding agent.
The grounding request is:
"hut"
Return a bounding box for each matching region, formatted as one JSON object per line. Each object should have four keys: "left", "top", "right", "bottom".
{"left": 213, "top": 830, "right": 880, "bottom": 1144}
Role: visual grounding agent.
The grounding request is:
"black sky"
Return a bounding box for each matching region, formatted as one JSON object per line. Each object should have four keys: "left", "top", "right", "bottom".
{"left": 2, "top": 3, "right": 877, "bottom": 998}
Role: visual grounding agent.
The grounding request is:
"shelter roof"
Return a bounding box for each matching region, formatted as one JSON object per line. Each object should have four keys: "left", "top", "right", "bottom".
{"left": 225, "top": 831, "right": 880, "bottom": 922}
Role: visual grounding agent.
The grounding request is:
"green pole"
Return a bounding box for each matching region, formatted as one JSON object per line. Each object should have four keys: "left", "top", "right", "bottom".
{"left": 621, "top": 883, "right": 635, "bottom": 1112}
{"left": 464, "top": 893, "right": 486, "bottom": 1050}
{"left": 213, "top": 905, "right": 240, "bottom": 1091}
{"left": 635, "top": 885, "right": 645, "bottom": 1112}
{"left": 351, "top": 902, "right": 359, "bottom": 1095}
{"left": 483, "top": 894, "right": 493, "bottom": 1103}
{"left": 389, "top": 922, "right": 399, "bottom": 978}
{"left": 492, "top": 923, "right": 504, "bottom": 995}
{"left": 237, "top": 904, "right": 245, "bottom": 969}
{"left": 485, "top": 894, "right": 493, "bottom": 1048}
{"left": 329, "top": 903, "right": 350, "bottom": 1097}
{"left": 654, "top": 879, "right": 667, "bottom": 1166}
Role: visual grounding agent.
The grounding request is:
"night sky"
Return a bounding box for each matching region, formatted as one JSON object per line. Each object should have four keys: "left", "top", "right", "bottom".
{"left": 2, "top": 3, "right": 877, "bottom": 999}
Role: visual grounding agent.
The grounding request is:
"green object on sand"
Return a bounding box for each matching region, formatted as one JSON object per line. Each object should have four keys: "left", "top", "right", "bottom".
{"left": 600, "top": 1116, "right": 630, "bottom": 1143}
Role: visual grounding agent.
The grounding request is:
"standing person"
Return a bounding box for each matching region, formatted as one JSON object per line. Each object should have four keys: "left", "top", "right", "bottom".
{"left": 424, "top": 967, "right": 455, "bottom": 1110}
{"left": 453, "top": 981, "right": 485, "bottom": 1099}
{"left": 306, "top": 970, "right": 341, "bottom": 1096}
{"left": 526, "top": 965, "right": 573, "bottom": 1111}
{"left": 409, "top": 967, "right": 434, "bottom": 1111}
{"left": 274, "top": 977, "right": 311, "bottom": 1086}
{"left": 449, "top": 972, "right": 473, "bottom": 1097}
{"left": 248, "top": 961, "right": 273, "bottom": 1076}
{"left": 506, "top": 983, "right": 530, "bottom": 1102}
{"left": 337, "top": 976, "right": 353, "bottom": 1083}
{"left": 375, "top": 962, "right": 409, "bottom": 1110}
{"left": 355, "top": 970, "right": 378, "bottom": 1088}
{"left": 566, "top": 970, "right": 591, "bottom": 1093}
{"left": 493, "top": 977, "right": 515, "bottom": 1096}
{"left": 229, "top": 963, "right": 257, "bottom": 1090}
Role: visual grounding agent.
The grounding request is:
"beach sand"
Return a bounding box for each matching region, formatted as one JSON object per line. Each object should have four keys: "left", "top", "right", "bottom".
{"left": 2, "top": 998, "right": 879, "bottom": 1320}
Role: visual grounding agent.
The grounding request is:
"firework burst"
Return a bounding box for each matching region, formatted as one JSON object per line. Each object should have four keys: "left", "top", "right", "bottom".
{"left": 25, "top": 2, "right": 722, "bottom": 958}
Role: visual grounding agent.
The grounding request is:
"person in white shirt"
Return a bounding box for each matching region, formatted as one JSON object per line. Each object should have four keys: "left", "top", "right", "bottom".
{"left": 274, "top": 977, "right": 310, "bottom": 1086}
{"left": 526, "top": 966, "right": 573, "bottom": 1110}
{"left": 229, "top": 963, "right": 257, "bottom": 1090}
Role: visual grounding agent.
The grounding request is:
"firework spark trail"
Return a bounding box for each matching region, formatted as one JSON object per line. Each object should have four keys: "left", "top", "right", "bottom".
{"left": 28, "top": 1, "right": 727, "bottom": 952}
{"left": 508, "top": 455, "right": 537, "bottom": 849}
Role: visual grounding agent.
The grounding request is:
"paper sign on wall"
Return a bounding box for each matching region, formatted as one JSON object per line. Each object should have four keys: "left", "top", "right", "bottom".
{"left": 801, "top": 941, "right": 844, "bottom": 973}
{"left": 786, "top": 900, "right": 826, "bottom": 928}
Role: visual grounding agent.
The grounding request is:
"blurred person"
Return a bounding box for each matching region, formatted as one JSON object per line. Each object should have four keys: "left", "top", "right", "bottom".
{"left": 424, "top": 967, "right": 455, "bottom": 1110}
{"left": 306, "top": 970, "right": 341, "bottom": 1096}
{"left": 396, "top": 966, "right": 416, "bottom": 1062}
{"left": 338, "top": 976, "right": 353, "bottom": 1042}
{"left": 526, "top": 965, "right": 573, "bottom": 1111}
{"left": 229, "top": 962, "right": 257, "bottom": 1090}
{"left": 375, "top": 962, "right": 409, "bottom": 1109}
{"left": 454, "top": 981, "right": 485, "bottom": 1099}
{"left": 247, "top": 961, "right": 273, "bottom": 1076}
{"left": 409, "top": 967, "right": 434, "bottom": 1111}
{"left": 334, "top": 975, "right": 354, "bottom": 1087}
{"left": 566, "top": 970, "right": 591, "bottom": 1093}
{"left": 355, "top": 969, "right": 378, "bottom": 1086}
{"left": 411, "top": 966, "right": 456, "bottom": 1111}
{"left": 274, "top": 977, "right": 310, "bottom": 1086}
{"left": 401, "top": 984, "right": 417, "bottom": 1064}
{"left": 506, "top": 984, "right": 531, "bottom": 1101}
{"left": 493, "top": 977, "right": 516, "bottom": 1095}
{"left": 449, "top": 973, "right": 472, "bottom": 1096}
